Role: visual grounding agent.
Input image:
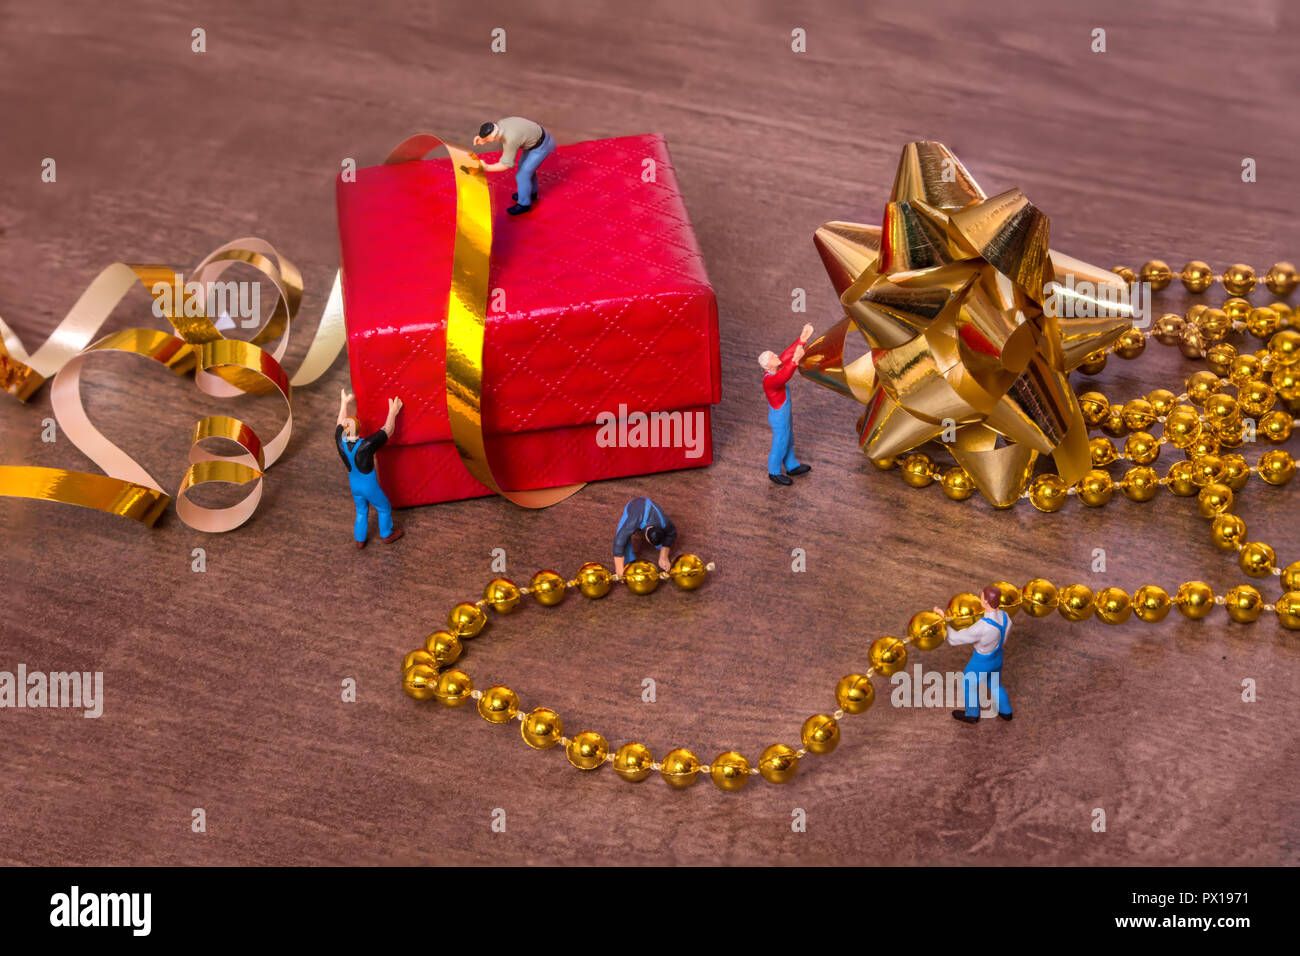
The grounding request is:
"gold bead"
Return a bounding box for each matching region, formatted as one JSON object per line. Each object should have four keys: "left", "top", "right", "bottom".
{"left": 576, "top": 562, "right": 614, "bottom": 598}
{"left": 1077, "top": 391, "right": 1111, "bottom": 426}
{"left": 1165, "top": 460, "right": 1198, "bottom": 496}
{"left": 660, "top": 748, "right": 701, "bottom": 788}
{"left": 477, "top": 685, "right": 520, "bottom": 724}
{"left": 1178, "top": 326, "right": 1206, "bottom": 359}
{"left": 1163, "top": 405, "right": 1202, "bottom": 447}
{"left": 710, "top": 751, "right": 751, "bottom": 791}
{"left": 1246, "top": 307, "right": 1281, "bottom": 340}
{"left": 1209, "top": 513, "right": 1247, "bottom": 551}
{"left": 1076, "top": 469, "right": 1114, "bottom": 507}
{"left": 612, "top": 742, "right": 654, "bottom": 782}
{"left": 1124, "top": 431, "right": 1161, "bottom": 466}
{"left": 946, "top": 592, "right": 984, "bottom": 629}
{"left": 1147, "top": 388, "right": 1178, "bottom": 417}
{"left": 1273, "top": 366, "right": 1300, "bottom": 403}
{"left": 1196, "top": 482, "right": 1233, "bottom": 518}
{"left": 901, "top": 452, "right": 935, "bottom": 487}
{"left": 1175, "top": 581, "right": 1215, "bottom": 620}
{"left": 992, "top": 581, "right": 1023, "bottom": 615}
{"left": 1257, "top": 449, "right": 1296, "bottom": 485}
{"left": 402, "top": 648, "right": 439, "bottom": 674}
{"left": 940, "top": 466, "right": 975, "bottom": 500}
{"left": 907, "top": 610, "right": 947, "bottom": 650}
{"left": 1186, "top": 371, "right": 1221, "bottom": 406}
{"left": 483, "top": 577, "right": 521, "bottom": 614}
{"left": 1223, "top": 584, "right": 1263, "bottom": 623}
{"left": 1238, "top": 380, "right": 1274, "bottom": 417}
{"left": 424, "top": 630, "right": 463, "bottom": 666}
{"left": 1100, "top": 408, "right": 1128, "bottom": 437}
{"left": 520, "top": 707, "right": 563, "bottom": 749}
{"left": 1238, "top": 541, "right": 1276, "bottom": 578}
{"left": 834, "top": 674, "right": 875, "bottom": 714}
{"left": 1089, "top": 436, "right": 1117, "bottom": 467}
{"left": 1152, "top": 313, "right": 1186, "bottom": 345}
{"left": 1139, "top": 260, "right": 1172, "bottom": 291}
{"left": 800, "top": 714, "right": 841, "bottom": 754}
{"left": 757, "top": 744, "right": 799, "bottom": 784}
{"left": 1132, "top": 585, "right": 1172, "bottom": 623}
{"left": 1221, "top": 296, "right": 1252, "bottom": 323}
{"left": 1095, "top": 587, "right": 1132, "bottom": 625}
{"left": 1121, "top": 465, "right": 1160, "bottom": 502}
{"left": 870, "top": 456, "right": 898, "bottom": 470}
{"left": 434, "top": 669, "right": 473, "bottom": 707}
{"left": 1079, "top": 350, "right": 1108, "bottom": 375}
{"left": 623, "top": 560, "right": 661, "bottom": 595}
{"left": 1204, "top": 342, "right": 1237, "bottom": 377}
{"left": 1113, "top": 327, "right": 1147, "bottom": 360}
{"left": 1058, "top": 584, "right": 1095, "bottom": 622}
{"left": 1222, "top": 263, "right": 1257, "bottom": 296}
{"left": 1258, "top": 409, "right": 1292, "bottom": 443}
{"left": 1181, "top": 261, "right": 1214, "bottom": 293}
{"left": 402, "top": 663, "right": 439, "bottom": 700}
{"left": 447, "top": 602, "right": 487, "bottom": 638}
{"left": 1028, "top": 473, "right": 1069, "bottom": 512}
{"left": 1275, "top": 592, "right": 1300, "bottom": 630}
{"left": 1112, "top": 266, "right": 1137, "bottom": 284}
{"left": 668, "top": 554, "right": 708, "bottom": 590}
{"left": 1204, "top": 392, "right": 1239, "bottom": 423}
{"left": 1022, "top": 578, "right": 1059, "bottom": 617}
{"left": 566, "top": 731, "right": 609, "bottom": 770}
{"left": 868, "top": 635, "right": 907, "bottom": 676}
{"left": 530, "top": 569, "right": 567, "bottom": 605}
{"left": 1268, "top": 329, "right": 1300, "bottom": 366}
{"left": 1122, "top": 399, "right": 1156, "bottom": 432}
{"left": 1264, "top": 261, "right": 1298, "bottom": 297}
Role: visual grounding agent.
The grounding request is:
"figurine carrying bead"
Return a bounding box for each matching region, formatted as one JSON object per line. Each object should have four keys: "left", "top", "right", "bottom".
{"left": 936, "top": 585, "right": 1013, "bottom": 724}
{"left": 611, "top": 496, "right": 676, "bottom": 577}
{"left": 465, "top": 117, "right": 556, "bottom": 216}
{"left": 759, "top": 323, "right": 814, "bottom": 486}
{"left": 336, "top": 389, "right": 403, "bottom": 549}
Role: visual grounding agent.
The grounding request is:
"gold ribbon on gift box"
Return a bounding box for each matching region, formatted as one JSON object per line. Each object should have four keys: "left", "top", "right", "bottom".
{"left": 800, "top": 141, "right": 1135, "bottom": 507}
{"left": 0, "top": 131, "right": 578, "bottom": 531}
{"left": 0, "top": 239, "right": 346, "bottom": 530}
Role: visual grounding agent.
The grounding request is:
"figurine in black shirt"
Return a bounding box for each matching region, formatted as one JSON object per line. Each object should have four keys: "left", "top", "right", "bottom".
{"left": 336, "top": 389, "right": 403, "bottom": 549}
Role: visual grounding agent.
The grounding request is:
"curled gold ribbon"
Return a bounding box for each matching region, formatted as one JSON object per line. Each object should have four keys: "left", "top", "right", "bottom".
{"left": 0, "top": 240, "right": 345, "bottom": 530}
{"left": 383, "top": 133, "right": 583, "bottom": 508}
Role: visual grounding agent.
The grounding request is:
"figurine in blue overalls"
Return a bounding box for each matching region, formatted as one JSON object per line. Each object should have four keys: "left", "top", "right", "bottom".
{"left": 336, "top": 389, "right": 404, "bottom": 549}
{"left": 937, "top": 584, "right": 1014, "bottom": 723}
{"left": 611, "top": 496, "right": 677, "bottom": 577}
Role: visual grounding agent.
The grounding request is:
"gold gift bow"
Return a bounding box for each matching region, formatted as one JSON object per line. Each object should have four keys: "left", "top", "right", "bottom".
{"left": 384, "top": 133, "right": 583, "bottom": 508}
{"left": 0, "top": 239, "right": 346, "bottom": 530}
{"left": 799, "top": 141, "right": 1135, "bottom": 507}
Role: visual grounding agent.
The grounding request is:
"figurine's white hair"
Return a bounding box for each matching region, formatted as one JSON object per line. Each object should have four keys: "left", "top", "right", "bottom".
{"left": 757, "top": 350, "right": 776, "bottom": 370}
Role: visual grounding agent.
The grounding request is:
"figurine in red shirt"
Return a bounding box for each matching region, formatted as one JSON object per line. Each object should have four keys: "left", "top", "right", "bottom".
{"left": 759, "top": 323, "right": 814, "bottom": 485}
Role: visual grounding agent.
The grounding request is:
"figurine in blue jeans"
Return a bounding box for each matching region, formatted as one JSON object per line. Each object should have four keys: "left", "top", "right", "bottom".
{"left": 336, "top": 389, "right": 404, "bottom": 549}
{"left": 936, "top": 585, "right": 1014, "bottom": 723}
{"left": 472, "top": 117, "right": 556, "bottom": 215}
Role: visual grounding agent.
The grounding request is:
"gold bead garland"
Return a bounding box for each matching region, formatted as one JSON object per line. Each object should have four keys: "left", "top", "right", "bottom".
{"left": 399, "top": 255, "right": 1297, "bottom": 793}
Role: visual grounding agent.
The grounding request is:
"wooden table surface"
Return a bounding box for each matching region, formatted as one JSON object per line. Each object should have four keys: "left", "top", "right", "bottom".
{"left": 2, "top": 0, "right": 1297, "bottom": 866}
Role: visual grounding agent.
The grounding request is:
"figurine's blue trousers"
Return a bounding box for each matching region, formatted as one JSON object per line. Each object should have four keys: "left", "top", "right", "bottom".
{"left": 349, "top": 470, "right": 393, "bottom": 543}
{"left": 962, "top": 618, "right": 1011, "bottom": 718}
{"left": 767, "top": 397, "right": 800, "bottom": 475}
{"left": 515, "top": 131, "right": 555, "bottom": 207}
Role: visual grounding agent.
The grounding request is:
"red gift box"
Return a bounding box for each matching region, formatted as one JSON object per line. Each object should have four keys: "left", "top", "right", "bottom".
{"left": 336, "top": 133, "right": 721, "bottom": 507}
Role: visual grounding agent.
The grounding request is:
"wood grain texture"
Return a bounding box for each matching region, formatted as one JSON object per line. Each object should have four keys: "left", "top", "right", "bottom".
{"left": 1, "top": 0, "right": 1297, "bottom": 866}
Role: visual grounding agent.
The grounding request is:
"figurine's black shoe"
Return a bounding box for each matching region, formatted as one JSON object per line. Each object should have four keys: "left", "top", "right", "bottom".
{"left": 512, "top": 192, "right": 539, "bottom": 202}
{"left": 998, "top": 712, "right": 1013, "bottom": 721}
{"left": 951, "top": 710, "right": 979, "bottom": 724}
{"left": 788, "top": 463, "right": 811, "bottom": 476}
{"left": 382, "top": 527, "right": 405, "bottom": 544}
{"left": 506, "top": 203, "right": 533, "bottom": 216}
{"left": 769, "top": 473, "right": 793, "bottom": 486}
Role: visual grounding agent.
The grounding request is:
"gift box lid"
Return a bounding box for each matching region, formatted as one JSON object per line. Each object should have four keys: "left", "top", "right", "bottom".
{"left": 337, "top": 133, "right": 720, "bottom": 447}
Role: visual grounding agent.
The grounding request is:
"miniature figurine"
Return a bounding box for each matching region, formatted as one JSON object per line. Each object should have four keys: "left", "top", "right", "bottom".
{"left": 759, "top": 323, "right": 815, "bottom": 485}
{"left": 612, "top": 496, "right": 676, "bottom": 576}
{"left": 337, "top": 389, "right": 404, "bottom": 549}
{"left": 935, "top": 585, "right": 1013, "bottom": 724}
{"left": 468, "top": 117, "right": 556, "bottom": 216}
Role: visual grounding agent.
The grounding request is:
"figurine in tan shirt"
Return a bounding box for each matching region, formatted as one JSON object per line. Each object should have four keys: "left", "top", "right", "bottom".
{"left": 470, "top": 117, "right": 556, "bottom": 216}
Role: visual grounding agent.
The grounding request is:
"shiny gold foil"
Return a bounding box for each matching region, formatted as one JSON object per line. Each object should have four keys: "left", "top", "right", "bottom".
{"left": 800, "top": 141, "right": 1134, "bottom": 506}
